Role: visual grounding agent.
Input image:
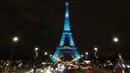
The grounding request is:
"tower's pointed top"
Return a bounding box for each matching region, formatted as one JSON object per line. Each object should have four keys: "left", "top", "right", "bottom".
{"left": 65, "top": 0, "right": 70, "bottom": 6}
{"left": 64, "top": 0, "right": 71, "bottom": 31}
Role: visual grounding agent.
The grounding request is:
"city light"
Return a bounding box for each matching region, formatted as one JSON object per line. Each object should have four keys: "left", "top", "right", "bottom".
{"left": 64, "top": 2, "right": 70, "bottom": 31}
{"left": 13, "top": 37, "right": 18, "bottom": 42}
{"left": 56, "top": 68, "right": 58, "bottom": 71}
{"left": 35, "top": 47, "right": 38, "bottom": 51}
{"left": 44, "top": 52, "right": 48, "bottom": 55}
{"left": 81, "top": 55, "right": 83, "bottom": 57}
{"left": 94, "top": 47, "right": 98, "bottom": 51}
{"left": 42, "top": 62, "right": 45, "bottom": 65}
{"left": 85, "top": 52, "right": 88, "bottom": 55}
{"left": 113, "top": 37, "right": 119, "bottom": 42}
{"left": 41, "top": 70, "right": 44, "bottom": 72}
{"left": 46, "top": 69, "right": 51, "bottom": 73}
{"left": 50, "top": 54, "right": 52, "bottom": 57}
{"left": 31, "top": 69, "right": 34, "bottom": 72}
{"left": 127, "top": 65, "right": 130, "bottom": 68}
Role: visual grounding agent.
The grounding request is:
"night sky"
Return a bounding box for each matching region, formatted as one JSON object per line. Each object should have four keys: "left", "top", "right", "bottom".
{"left": 0, "top": 0, "right": 130, "bottom": 60}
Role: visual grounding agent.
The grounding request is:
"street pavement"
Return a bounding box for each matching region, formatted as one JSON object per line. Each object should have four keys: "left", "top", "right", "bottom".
{"left": 5, "top": 68, "right": 130, "bottom": 73}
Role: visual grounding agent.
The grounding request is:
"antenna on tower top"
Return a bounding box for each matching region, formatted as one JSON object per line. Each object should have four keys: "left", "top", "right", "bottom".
{"left": 63, "top": 0, "right": 70, "bottom": 31}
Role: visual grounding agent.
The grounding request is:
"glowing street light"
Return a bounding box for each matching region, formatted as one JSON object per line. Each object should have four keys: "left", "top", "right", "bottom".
{"left": 85, "top": 52, "right": 88, "bottom": 55}
{"left": 34, "top": 47, "right": 39, "bottom": 58}
{"left": 81, "top": 55, "right": 83, "bottom": 57}
{"left": 44, "top": 52, "right": 48, "bottom": 62}
{"left": 44, "top": 52, "right": 48, "bottom": 55}
{"left": 113, "top": 37, "right": 125, "bottom": 73}
{"left": 113, "top": 37, "right": 119, "bottom": 43}
{"left": 94, "top": 47, "right": 98, "bottom": 58}
{"left": 50, "top": 54, "right": 52, "bottom": 60}
{"left": 85, "top": 52, "right": 88, "bottom": 59}
{"left": 8, "top": 36, "right": 19, "bottom": 72}
{"left": 50, "top": 54, "right": 52, "bottom": 57}
{"left": 93, "top": 47, "right": 98, "bottom": 67}
{"left": 33, "top": 47, "right": 39, "bottom": 72}
{"left": 13, "top": 37, "right": 18, "bottom": 42}
{"left": 11, "top": 37, "right": 19, "bottom": 59}
{"left": 94, "top": 47, "right": 98, "bottom": 52}
{"left": 35, "top": 47, "right": 38, "bottom": 52}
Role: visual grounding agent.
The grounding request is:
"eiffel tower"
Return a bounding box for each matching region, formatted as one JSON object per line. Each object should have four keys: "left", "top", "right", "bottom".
{"left": 52, "top": 0, "right": 81, "bottom": 63}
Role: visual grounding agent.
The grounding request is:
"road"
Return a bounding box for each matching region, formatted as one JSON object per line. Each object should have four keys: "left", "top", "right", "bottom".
{"left": 5, "top": 68, "right": 130, "bottom": 73}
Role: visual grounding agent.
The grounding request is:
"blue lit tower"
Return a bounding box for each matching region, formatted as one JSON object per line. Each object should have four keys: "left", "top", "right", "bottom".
{"left": 52, "top": 0, "right": 81, "bottom": 63}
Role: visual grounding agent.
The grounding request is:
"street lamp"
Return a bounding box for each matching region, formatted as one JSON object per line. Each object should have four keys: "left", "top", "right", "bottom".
{"left": 113, "top": 37, "right": 125, "bottom": 73}
{"left": 35, "top": 47, "right": 38, "bottom": 52}
{"left": 94, "top": 47, "right": 98, "bottom": 52}
{"left": 49, "top": 54, "right": 52, "bottom": 61}
{"left": 35, "top": 47, "right": 39, "bottom": 58}
{"left": 94, "top": 47, "right": 98, "bottom": 58}
{"left": 33, "top": 47, "right": 39, "bottom": 73}
{"left": 10, "top": 36, "right": 19, "bottom": 60}
{"left": 50, "top": 54, "right": 52, "bottom": 57}
{"left": 94, "top": 47, "right": 99, "bottom": 68}
{"left": 13, "top": 37, "right": 18, "bottom": 42}
{"left": 44, "top": 52, "right": 48, "bottom": 55}
{"left": 85, "top": 52, "right": 88, "bottom": 55}
{"left": 44, "top": 52, "right": 48, "bottom": 62}
{"left": 81, "top": 55, "right": 83, "bottom": 58}
{"left": 113, "top": 37, "right": 119, "bottom": 43}
{"left": 113, "top": 37, "right": 119, "bottom": 52}
{"left": 85, "top": 52, "right": 88, "bottom": 59}
{"left": 7, "top": 37, "right": 19, "bottom": 73}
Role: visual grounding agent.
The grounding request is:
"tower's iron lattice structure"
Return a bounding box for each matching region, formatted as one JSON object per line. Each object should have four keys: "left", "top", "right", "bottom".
{"left": 52, "top": 1, "right": 81, "bottom": 63}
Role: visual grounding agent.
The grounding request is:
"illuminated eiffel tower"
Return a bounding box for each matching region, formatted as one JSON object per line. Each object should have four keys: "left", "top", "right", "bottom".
{"left": 52, "top": 0, "right": 81, "bottom": 62}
